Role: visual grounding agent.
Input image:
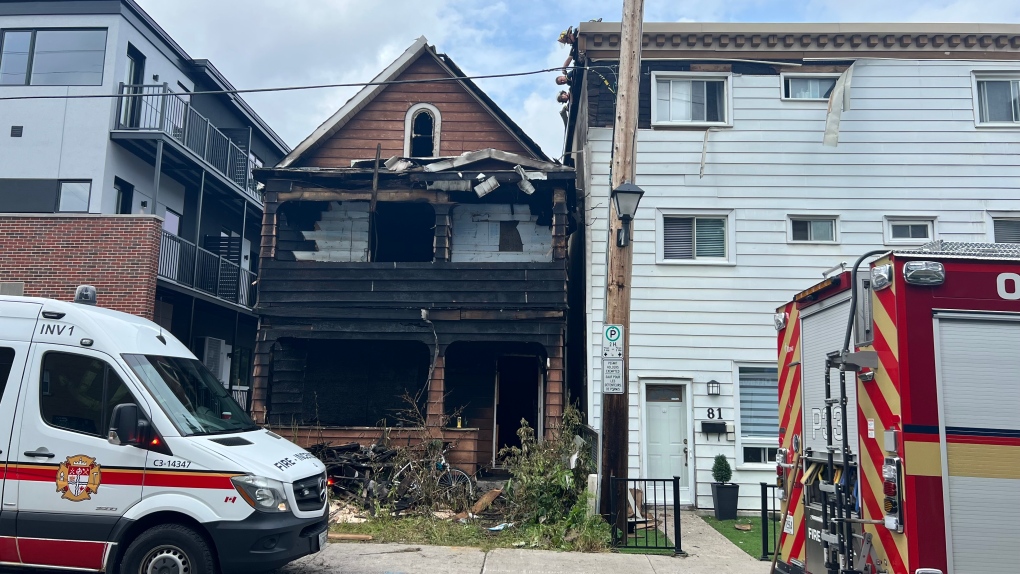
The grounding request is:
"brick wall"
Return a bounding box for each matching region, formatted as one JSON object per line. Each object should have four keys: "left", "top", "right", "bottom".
{"left": 0, "top": 215, "right": 162, "bottom": 319}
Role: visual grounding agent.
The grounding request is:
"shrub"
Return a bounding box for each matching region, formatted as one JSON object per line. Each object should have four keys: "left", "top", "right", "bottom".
{"left": 499, "top": 405, "right": 595, "bottom": 525}
{"left": 712, "top": 454, "right": 732, "bottom": 484}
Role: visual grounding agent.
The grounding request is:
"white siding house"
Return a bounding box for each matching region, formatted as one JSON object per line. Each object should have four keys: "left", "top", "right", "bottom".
{"left": 567, "top": 23, "right": 1020, "bottom": 510}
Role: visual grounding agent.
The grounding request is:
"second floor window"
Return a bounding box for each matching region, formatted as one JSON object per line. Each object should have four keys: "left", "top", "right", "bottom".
{"left": 790, "top": 217, "right": 836, "bottom": 242}
{"left": 663, "top": 215, "right": 727, "bottom": 260}
{"left": 404, "top": 103, "right": 441, "bottom": 158}
{"left": 783, "top": 75, "right": 838, "bottom": 100}
{"left": 653, "top": 73, "right": 729, "bottom": 126}
{"left": 0, "top": 29, "right": 107, "bottom": 86}
{"left": 976, "top": 78, "right": 1020, "bottom": 124}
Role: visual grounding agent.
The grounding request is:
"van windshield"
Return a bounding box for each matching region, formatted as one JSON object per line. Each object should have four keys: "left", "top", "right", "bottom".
{"left": 123, "top": 354, "right": 258, "bottom": 436}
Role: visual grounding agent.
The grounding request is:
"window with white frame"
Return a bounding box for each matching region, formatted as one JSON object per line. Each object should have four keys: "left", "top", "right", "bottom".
{"left": 975, "top": 77, "right": 1020, "bottom": 124}
{"left": 652, "top": 73, "right": 729, "bottom": 126}
{"left": 404, "top": 103, "right": 441, "bottom": 157}
{"left": 662, "top": 215, "right": 727, "bottom": 261}
{"left": 885, "top": 218, "right": 933, "bottom": 244}
{"left": 738, "top": 366, "right": 779, "bottom": 444}
{"left": 743, "top": 446, "right": 778, "bottom": 464}
{"left": 994, "top": 219, "right": 1020, "bottom": 243}
{"left": 790, "top": 217, "right": 836, "bottom": 242}
{"left": 783, "top": 75, "right": 838, "bottom": 100}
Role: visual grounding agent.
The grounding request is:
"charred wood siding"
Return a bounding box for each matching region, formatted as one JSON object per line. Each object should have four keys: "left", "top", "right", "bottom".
{"left": 299, "top": 56, "right": 532, "bottom": 168}
{"left": 257, "top": 261, "right": 568, "bottom": 311}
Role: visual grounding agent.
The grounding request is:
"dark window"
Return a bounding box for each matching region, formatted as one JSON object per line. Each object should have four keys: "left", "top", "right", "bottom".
{"left": 994, "top": 219, "right": 1020, "bottom": 243}
{"left": 114, "top": 178, "right": 134, "bottom": 215}
{"left": 743, "top": 447, "right": 778, "bottom": 464}
{"left": 791, "top": 218, "right": 836, "bottom": 242}
{"left": 41, "top": 352, "right": 134, "bottom": 437}
{"left": 0, "top": 347, "right": 15, "bottom": 399}
{"left": 373, "top": 202, "right": 435, "bottom": 262}
{"left": 0, "top": 29, "right": 107, "bottom": 86}
{"left": 409, "top": 110, "right": 435, "bottom": 157}
{"left": 119, "top": 44, "right": 145, "bottom": 128}
{"left": 10, "top": 126, "right": 23, "bottom": 137}
{"left": 646, "top": 385, "right": 684, "bottom": 402}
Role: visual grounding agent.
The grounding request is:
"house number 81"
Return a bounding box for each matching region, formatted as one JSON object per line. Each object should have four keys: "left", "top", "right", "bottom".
{"left": 707, "top": 408, "right": 722, "bottom": 419}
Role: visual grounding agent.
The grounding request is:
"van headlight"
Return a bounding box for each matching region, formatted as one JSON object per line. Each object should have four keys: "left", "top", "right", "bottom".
{"left": 231, "top": 475, "right": 289, "bottom": 513}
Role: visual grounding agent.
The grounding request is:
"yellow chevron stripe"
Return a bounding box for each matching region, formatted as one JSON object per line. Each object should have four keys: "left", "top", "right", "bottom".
{"left": 781, "top": 488, "right": 805, "bottom": 561}
{"left": 860, "top": 430, "right": 909, "bottom": 565}
{"left": 872, "top": 295, "right": 899, "bottom": 360}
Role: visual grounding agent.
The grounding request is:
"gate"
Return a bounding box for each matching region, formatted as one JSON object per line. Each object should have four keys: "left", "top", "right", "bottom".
{"left": 608, "top": 477, "right": 684, "bottom": 555}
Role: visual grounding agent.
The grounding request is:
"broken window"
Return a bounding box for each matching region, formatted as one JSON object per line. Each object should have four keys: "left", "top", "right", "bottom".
{"left": 450, "top": 205, "right": 552, "bottom": 262}
{"left": 410, "top": 109, "right": 436, "bottom": 157}
{"left": 373, "top": 202, "right": 435, "bottom": 262}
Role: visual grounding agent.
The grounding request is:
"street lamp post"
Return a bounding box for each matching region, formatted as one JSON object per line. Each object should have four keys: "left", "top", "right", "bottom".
{"left": 612, "top": 182, "right": 644, "bottom": 247}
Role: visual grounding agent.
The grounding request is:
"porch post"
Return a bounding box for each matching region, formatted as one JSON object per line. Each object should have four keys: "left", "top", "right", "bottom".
{"left": 433, "top": 204, "right": 452, "bottom": 262}
{"left": 426, "top": 353, "right": 446, "bottom": 432}
{"left": 545, "top": 332, "right": 566, "bottom": 440}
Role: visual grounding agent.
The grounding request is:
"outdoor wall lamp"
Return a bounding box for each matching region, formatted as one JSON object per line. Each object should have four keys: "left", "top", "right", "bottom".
{"left": 612, "top": 181, "right": 644, "bottom": 247}
{"left": 707, "top": 380, "right": 722, "bottom": 396}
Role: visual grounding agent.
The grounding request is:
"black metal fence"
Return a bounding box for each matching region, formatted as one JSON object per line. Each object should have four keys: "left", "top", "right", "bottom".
{"left": 609, "top": 477, "right": 684, "bottom": 556}
{"left": 759, "top": 482, "right": 781, "bottom": 561}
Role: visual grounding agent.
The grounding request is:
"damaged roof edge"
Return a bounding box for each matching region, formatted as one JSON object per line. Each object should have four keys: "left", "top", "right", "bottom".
{"left": 278, "top": 36, "right": 431, "bottom": 168}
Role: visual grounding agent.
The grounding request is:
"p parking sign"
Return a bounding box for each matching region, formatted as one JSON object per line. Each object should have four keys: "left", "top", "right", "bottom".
{"left": 602, "top": 324, "right": 623, "bottom": 358}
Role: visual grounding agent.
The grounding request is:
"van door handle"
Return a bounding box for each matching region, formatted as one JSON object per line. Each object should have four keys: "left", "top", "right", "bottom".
{"left": 23, "top": 450, "right": 55, "bottom": 459}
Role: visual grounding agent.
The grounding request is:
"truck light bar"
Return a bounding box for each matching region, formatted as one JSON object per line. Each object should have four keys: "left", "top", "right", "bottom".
{"left": 793, "top": 276, "right": 841, "bottom": 302}
{"left": 903, "top": 261, "right": 946, "bottom": 286}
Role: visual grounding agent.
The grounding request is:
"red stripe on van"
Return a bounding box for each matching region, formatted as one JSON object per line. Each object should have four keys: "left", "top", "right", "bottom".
{"left": 18, "top": 538, "right": 106, "bottom": 570}
{"left": 0, "top": 536, "right": 18, "bottom": 563}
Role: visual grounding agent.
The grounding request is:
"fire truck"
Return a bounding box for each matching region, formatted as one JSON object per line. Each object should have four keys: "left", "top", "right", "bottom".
{"left": 773, "top": 241, "right": 1020, "bottom": 574}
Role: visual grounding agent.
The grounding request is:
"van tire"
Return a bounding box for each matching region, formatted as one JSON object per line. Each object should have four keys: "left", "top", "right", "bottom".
{"left": 120, "top": 523, "right": 216, "bottom": 574}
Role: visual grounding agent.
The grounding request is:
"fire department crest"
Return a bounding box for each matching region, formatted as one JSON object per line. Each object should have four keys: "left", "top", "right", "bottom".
{"left": 55, "top": 455, "right": 102, "bottom": 502}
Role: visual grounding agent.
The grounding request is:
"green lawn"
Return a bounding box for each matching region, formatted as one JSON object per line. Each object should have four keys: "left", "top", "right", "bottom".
{"left": 700, "top": 515, "right": 772, "bottom": 560}
{"left": 616, "top": 526, "right": 676, "bottom": 556}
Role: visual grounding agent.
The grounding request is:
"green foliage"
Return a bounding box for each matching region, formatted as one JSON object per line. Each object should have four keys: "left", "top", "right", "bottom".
{"left": 712, "top": 454, "right": 733, "bottom": 484}
{"left": 498, "top": 405, "right": 595, "bottom": 525}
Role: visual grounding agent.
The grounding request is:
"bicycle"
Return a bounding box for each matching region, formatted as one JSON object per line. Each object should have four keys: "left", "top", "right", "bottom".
{"left": 389, "top": 441, "right": 474, "bottom": 510}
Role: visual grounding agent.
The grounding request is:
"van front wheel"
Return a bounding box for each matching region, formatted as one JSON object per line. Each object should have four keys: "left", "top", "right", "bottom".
{"left": 121, "top": 523, "right": 216, "bottom": 574}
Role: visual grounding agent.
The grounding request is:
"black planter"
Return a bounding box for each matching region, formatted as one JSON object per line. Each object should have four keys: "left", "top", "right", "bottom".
{"left": 711, "top": 483, "right": 740, "bottom": 520}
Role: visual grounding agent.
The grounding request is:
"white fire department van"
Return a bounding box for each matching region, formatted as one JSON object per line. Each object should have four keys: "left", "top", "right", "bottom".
{"left": 0, "top": 287, "right": 328, "bottom": 573}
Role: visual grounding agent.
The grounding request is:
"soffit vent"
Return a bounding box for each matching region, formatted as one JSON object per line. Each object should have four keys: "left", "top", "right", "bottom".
{"left": 10, "top": 126, "right": 23, "bottom": 137}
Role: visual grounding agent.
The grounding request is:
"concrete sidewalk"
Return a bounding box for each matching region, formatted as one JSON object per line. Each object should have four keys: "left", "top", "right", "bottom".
{"left": 280, "top": 513, "right": 771, "bottom": 574}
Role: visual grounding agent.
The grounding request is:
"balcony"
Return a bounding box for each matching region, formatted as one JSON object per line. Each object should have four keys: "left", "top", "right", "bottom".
{"left": 114, "top": 84, "right": 262, "bottom": 204}
{"left": 158, "top": 230, "right": 257, "bottom": 308}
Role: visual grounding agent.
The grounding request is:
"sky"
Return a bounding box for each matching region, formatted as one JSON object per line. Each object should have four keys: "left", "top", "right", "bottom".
{"left": 135, "top": 0, "right": 1020, "bottom": 160}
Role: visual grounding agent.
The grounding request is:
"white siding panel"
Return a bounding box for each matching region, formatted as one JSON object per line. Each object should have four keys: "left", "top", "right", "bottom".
{"left": 585, "top": 58, "right": 1020, "bottom": 510}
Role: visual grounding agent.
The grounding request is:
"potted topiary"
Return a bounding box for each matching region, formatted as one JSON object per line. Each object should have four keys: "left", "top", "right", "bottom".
{"left": 711, "top": 454, "right": 739, "bottom": 520}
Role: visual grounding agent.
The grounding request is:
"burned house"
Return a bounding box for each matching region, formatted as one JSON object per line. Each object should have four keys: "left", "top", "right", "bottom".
{"left": 251, "top": 37, "right": 579, "bottom": 473}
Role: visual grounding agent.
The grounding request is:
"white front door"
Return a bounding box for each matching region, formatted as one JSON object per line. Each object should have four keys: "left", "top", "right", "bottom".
{"left": 646, "top": 384, "right": 690, "bottom": 504}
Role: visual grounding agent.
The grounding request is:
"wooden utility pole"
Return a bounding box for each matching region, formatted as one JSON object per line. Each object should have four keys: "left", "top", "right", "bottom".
{"left": 600, "top": 0, "right": 644, "bottom": 535}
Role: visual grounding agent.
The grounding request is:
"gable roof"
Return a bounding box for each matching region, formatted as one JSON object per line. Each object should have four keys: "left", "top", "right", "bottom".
{"left": 279, "top": 36, "right": 550, "bottom": 167}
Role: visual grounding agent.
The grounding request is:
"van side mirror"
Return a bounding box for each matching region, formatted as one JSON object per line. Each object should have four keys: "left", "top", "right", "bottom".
{"left": 108, "top": 403, "right": 143, "bottom": 446}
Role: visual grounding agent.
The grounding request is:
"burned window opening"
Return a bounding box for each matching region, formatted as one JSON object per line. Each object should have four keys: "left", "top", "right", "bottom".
{"left": 275, "top": 339, "right": 430, "bottom": 427}
{"left": 410, "top": 110, "right": 435, "bottom": 158}
{"left": 373, "top": 202, "right": 435, "bottom": 263}
{"left": 499, "top": 221, "right": 524, "bottom": 252}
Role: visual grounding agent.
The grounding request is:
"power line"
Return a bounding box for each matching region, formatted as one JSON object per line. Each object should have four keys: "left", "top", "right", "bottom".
{"left": 0, "top": 64, "right": 613, "bottom": 101}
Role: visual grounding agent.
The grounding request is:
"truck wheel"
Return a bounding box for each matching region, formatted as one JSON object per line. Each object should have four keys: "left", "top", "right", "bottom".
{"left": 120, "top": 523, "right": 216, "bottom": 574}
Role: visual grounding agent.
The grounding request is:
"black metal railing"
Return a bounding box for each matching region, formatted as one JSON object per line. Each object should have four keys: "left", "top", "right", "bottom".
{"left": 760, "top": 482, "right": 781, "bottom": 561}
{"left": 116, "top": 83, "right": 261, "bottom": 204}
{"left": 609, "top": 477, "right": 684, "bottom": 556}
{"left": 159, "top": 230, "right": 257, "bottom": 308}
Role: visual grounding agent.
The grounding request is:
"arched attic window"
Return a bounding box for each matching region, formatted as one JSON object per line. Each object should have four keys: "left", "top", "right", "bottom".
{"left": 404, "top": 103, "right": 441, "bottom": 157}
